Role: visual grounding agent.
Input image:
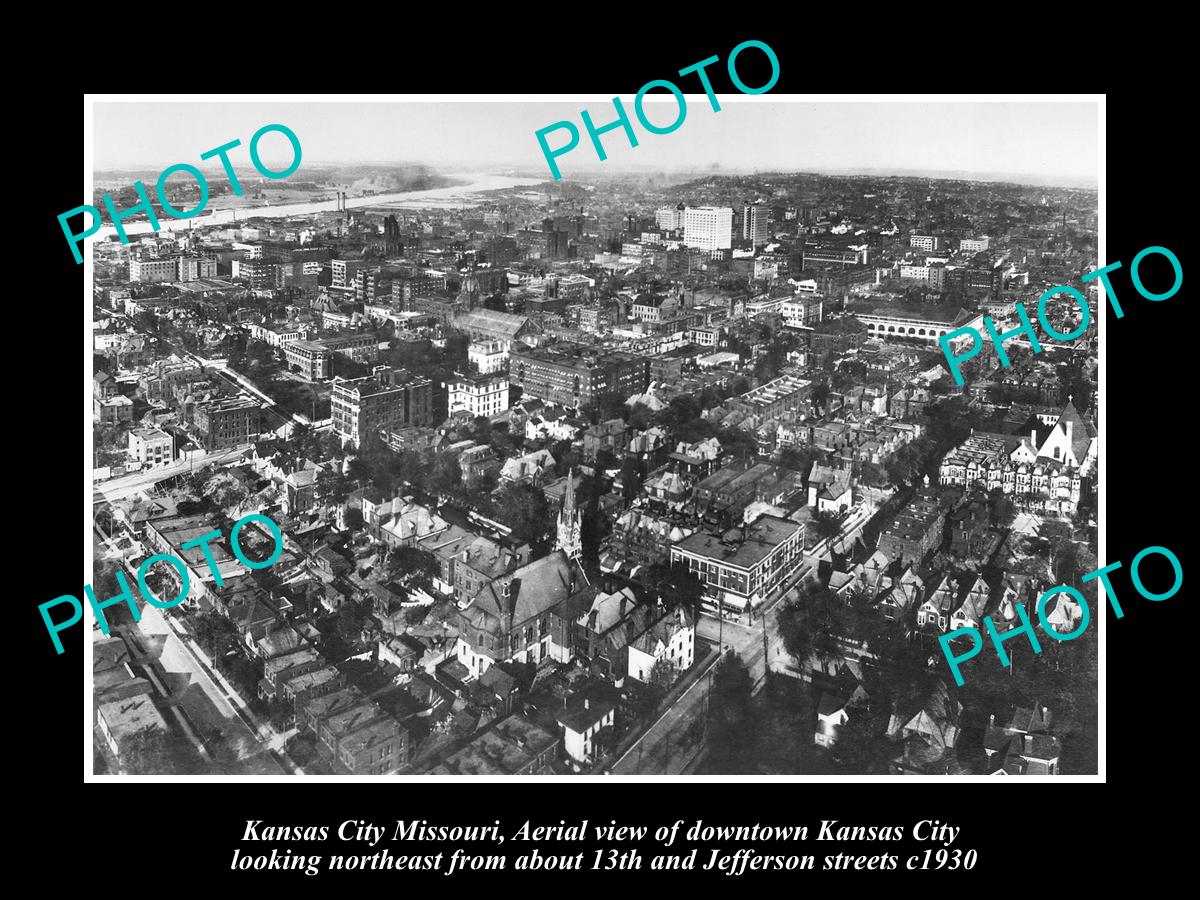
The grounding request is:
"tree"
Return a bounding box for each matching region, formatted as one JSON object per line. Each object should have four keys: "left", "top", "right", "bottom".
{"left": 718, "top": 426, "right": 757, "bottom": 460}
{"left": 470, "top": 415, "right": 493, "bottom": 445}
{"left": 778, "top": 445, "right": 816, "bottom": 475}
{"left": 193, "top": 611, "right": 238, "bottom": 659}
{"left": 812, "top": 380, "right": 831, "bottom": 411}
{"left": 635, "top": 658, "right": 676, "bottom": 721}
{"left": 627, "top": 402, "right": 653, "bottom": 431}
{"left": 775, "top": 584, "right": 855, "bottom": 676}
{"left": 551, "top": 439, "right": 580, "bottom": 477}
{"left": 387, "top": 545, "right": 438, "bottom": 584}
{"left": 202, "top": 472, "right": 249, "bottom": 510}
{"left": 812, "top": 510, "right": 841, "bottom": 541}
{"left": 987, "top": 487, "right": 1017, "bottom": 529}
{"left": 856, "top": 460, "right": 889, "bottom": 488}
{"left": 442, "top": 330, "right": 470, "bottom": 365}
{"left": 827, "top": 705, "right": 892, "bottom": 774}
{"left": 660, "top": 394, "right": 700, "bottom": 429}
{"left": 581, "top": 391, "right": 627, "bottom": 425}
{"left": 640, "top": 561, "right": 705, "bottom": 619}
{"left": 428, "top": 453, "right": 463, "bottom": 497}
{"left": 705, "top": 654, "right": 757, "bottom": 774}
{"left": 494, "top": 482, "right": 550, "bottom": 546}
{"left": 267, "top": 698, "right": 294, "bottom": 731}
{"left": 317, "top": 467, "right": 351, "bottom": 506}
{"left": 618, "top": 456, "right": 644, "bottom": 501}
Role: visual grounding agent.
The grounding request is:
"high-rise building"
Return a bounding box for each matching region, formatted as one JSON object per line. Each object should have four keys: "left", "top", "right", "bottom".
{"left": 543, "top": 217, "right": 571, "bottom": 260}
{"left": 383, "top": 215, "right": 404, "bottom": 257}
{"left": 234, "top": 260, "right": 282, "bottom": 289}
{"left": 354, "top": 269, "right": 381, "bottom": 304}
{"left": 331, "top": 259, "right": 362, "bottom": 288}
{"left": 176, "top": 256, "right": 218, "bottom": 282}
{"left": 683, "top": 207, "right": 733, "bottom": 252}
{"left": 331, "top": 366, "right": 433, "bottom": 446}
{"left": 129, "top": 256, "right": 178, "bottom": 283}
{"left": 743, "top": 202, "right": 768, "bottom": 247}
{"left": 655, "top": 204, "right": 685, "bottom": 231}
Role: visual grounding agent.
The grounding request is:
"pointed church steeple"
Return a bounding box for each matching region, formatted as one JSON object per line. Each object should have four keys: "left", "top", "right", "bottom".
{"left": 555, "top": 468, "right": 582, "bottom": 560}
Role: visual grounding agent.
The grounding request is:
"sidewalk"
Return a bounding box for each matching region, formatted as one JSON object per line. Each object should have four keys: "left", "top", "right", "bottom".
{"left": 158, "top": 608, "right": 302, "bottom": 774}
{"left": 603, "top": 640, "right": 722, "bottom": 773}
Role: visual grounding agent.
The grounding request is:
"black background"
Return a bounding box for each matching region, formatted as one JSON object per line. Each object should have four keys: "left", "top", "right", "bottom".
{"left": 22, "top": 23, "right": 1191, "bottom": 888}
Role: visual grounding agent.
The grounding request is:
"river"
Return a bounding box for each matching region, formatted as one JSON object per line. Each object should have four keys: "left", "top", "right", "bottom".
{"left": 96, "top": 171, "right": 546, "bottom": 238}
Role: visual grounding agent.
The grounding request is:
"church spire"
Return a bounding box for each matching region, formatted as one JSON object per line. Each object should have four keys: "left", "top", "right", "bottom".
{"left": 556, "top": 468, "right": 582, "bottom": 560}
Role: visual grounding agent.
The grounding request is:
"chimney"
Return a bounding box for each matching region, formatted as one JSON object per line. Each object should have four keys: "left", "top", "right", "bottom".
{"left": 619, "top": 594, "right": 628, "bottom": 618}
{"left": 584, "top": 698, "right": 590, "bottom": 710}
{"left": 588, "top": 609, "right": 598, "bottom": 631}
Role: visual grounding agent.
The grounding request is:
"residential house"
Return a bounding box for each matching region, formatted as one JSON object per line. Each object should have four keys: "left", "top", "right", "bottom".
{"left": 984, "top": 702, "right": 1062, "bottom": 776}
{"left": 627, "top": 605, "right": 695, "bottom": 683}
{"left": 887, "top": 680, "right": 963, "bottom": 775}
{"left": 948, "top": 574, "right": 991, "bottom": 632}
{"left": 917, "top": 575, "right": 959, "bottom": 633}
{"left": 807, "top": 462, "right": 852, "bottom": 514}
{"left": 498, "top": 448, "right": 557, "bottom": 486}
{"left": 426, "top": 713, "right": 559, "bottom": 776}
{"left": 557, "top": 694, "right": 617, "bottom": 769}
{"left": 582, "top": 419, "right": 630, "bottom": 465}
{"left": 813, "top": 663, "right": 869, "bottom": 748}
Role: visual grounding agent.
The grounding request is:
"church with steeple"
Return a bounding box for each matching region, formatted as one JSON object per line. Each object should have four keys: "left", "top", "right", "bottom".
{"left": 555, "top": 468, "right": 582, "bottom": 560}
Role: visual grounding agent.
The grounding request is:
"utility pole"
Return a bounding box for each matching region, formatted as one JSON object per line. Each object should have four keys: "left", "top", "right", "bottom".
{"left": 717, "top": 595, "right": 723, "bottom": 652}
{"left": 761, "top": 605, "right": 770, "bottom": 686}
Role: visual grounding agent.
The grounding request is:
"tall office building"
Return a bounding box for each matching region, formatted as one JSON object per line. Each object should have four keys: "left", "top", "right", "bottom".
{"left": 743, "top": 201, "right": 768, "bottom": 248}
{"left": 683, "top": 207, "right": 733, "bottom": 252}
{"left": 655, "top": 204, "right": 685, "bottom": 231}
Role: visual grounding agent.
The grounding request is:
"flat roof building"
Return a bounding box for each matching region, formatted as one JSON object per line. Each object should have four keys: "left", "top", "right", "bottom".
{"left": 671, "top": 515, "right": 805, "bottom": 622}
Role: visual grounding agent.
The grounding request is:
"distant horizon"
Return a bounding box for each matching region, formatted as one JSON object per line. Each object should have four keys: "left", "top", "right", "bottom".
{"left": 92, "top": 100, "right": 1099, "bottom": 189}
{"left": 92, "top": 160, "right": 1097, "bottom": 193}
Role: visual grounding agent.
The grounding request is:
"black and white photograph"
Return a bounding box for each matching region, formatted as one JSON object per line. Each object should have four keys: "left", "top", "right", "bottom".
{"left": 80, "top": 96, "right": 1105, "bottom": 780}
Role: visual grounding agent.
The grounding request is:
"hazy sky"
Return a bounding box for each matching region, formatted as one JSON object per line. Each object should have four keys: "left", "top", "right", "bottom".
{"left": 92, "top": 99, "right": 1099, "bottom": 185}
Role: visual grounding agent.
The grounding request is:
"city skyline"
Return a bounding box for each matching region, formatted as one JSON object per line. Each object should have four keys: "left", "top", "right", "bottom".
{"left": 93, "top": 100, "right": 1099, "bottom": 188}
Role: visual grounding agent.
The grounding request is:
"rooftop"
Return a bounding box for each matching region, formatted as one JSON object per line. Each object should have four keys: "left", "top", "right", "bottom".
{"left": 674, "top": 515, "right": 802, "bottom": 570}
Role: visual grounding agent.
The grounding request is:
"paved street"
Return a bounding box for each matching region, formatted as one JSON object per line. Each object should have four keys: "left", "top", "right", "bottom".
{"left": 609, "top": 644, "right": 721, "bottom": 775}
{"left": 92, "top": 445, "right": 249, "bottom": 503}
{"left": 606, "top": 502, "right": 875, "bottom": 774}
{"left": 135, "top": 604, "right": 287, "bottom": 775}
